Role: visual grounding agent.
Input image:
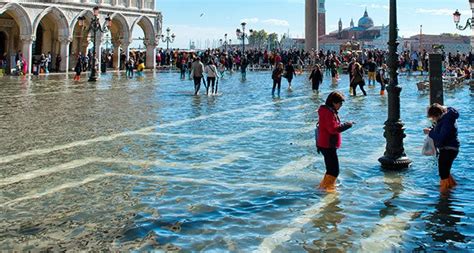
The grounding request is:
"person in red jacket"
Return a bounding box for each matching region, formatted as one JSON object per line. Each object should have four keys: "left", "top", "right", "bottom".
{"left": 317, "top": 91, "right": 354, "bottom": 191}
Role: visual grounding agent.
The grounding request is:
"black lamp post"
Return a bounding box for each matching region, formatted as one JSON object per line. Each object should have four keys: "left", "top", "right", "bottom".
{"left": 378, "top": 0, "right": 412, "bottom": 170}
{"left": 161, "top": 27, "right": 175, "bottom": 50}
{"left": 78, "top": 6, "right": 111, "bottom": 82}
{"left": 236, "top": 22, "right": 253, "bottom": 54}
{"left": 453, "top": 9, "right": 472, "bottom": 30}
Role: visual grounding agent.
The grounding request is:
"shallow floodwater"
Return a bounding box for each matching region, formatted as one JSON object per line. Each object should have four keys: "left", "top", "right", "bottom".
{"left": 0, "top": 70, "right": 473, "bottom": 251}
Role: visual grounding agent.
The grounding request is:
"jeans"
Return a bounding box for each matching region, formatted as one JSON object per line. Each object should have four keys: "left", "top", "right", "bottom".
{"left": 272, "top": 78, "right": 281, "bottom": 96}
{"left": 319, "top": 147, "right": 339, "bottom": 177}
{"left": 193, "top": 76, "right": 202, "bottom": 95}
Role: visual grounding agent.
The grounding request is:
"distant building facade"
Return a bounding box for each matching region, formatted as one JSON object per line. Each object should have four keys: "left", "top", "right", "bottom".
{"left": 401, "top": 34, "right": 471, "bottom": 54}
{"left": 0, "top": 0, "right": 162, "bottom": 73}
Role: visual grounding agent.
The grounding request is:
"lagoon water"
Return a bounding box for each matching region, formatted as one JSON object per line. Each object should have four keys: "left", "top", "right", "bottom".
{"left": 0, "top": 71, "right": 473, "bottom": 251}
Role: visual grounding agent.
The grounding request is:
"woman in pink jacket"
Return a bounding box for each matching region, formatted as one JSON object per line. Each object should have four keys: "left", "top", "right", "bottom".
{"left": 317, "top": 91, "right": 354, "bottom": 191}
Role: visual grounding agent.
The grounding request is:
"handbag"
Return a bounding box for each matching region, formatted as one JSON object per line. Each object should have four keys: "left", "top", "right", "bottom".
{"left": 422, "top": 136, "right": 436, "bottom": 156}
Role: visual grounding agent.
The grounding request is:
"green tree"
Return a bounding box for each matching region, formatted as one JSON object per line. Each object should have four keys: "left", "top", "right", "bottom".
{"left": 267, "top": 33, "right": 279, "bottom": 50}
{"left": 249, "top": 29, "right": 268, "bottom": 49}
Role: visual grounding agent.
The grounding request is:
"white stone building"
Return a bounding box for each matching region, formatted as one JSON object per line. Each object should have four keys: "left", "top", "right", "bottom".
{"left": 0, "top": 0, "right": 162, "bottom": 73}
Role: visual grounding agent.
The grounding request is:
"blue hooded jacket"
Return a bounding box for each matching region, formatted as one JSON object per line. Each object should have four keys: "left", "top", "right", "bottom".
{"left": 429, "top": 107, "right": 460, "bottom": 150}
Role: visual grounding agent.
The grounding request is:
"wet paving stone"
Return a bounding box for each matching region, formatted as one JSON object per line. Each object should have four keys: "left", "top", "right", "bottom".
{"left": 0, "top": 72, "right": 473, "bottom": 251}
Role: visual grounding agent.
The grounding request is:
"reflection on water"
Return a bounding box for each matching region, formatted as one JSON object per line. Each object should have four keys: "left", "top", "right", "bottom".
{"left": 379, "top": 170, "right": 404, "bottom": 218}
{"left": 0, "top": 72, "right": 472, "bottom": 251}
{"left": 426, "top": 192, "right": 466, "bottom": 244}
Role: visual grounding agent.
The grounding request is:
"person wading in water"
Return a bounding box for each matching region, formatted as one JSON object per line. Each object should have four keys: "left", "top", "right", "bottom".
{"left": 317, "top": 91, "right": 355, "bottom": 192}
{"left": 191, "top": 57, "right": 205, "bottom": 95}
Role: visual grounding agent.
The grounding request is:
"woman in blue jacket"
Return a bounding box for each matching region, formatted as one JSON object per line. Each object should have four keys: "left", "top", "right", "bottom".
{"left": 423, "top": 104, "right": 460, "bottom": 192}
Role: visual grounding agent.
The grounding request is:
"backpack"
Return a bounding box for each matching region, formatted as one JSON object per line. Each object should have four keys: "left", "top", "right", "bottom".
{"left": 272, "top": 69, "right": 279, "bottom": 80}
{"left": 376, "top": 70, "right": 382, "bottom": 83}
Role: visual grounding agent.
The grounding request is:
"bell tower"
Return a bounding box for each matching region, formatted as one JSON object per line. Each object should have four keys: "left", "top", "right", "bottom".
{"left": 318, "top": 0, "right": 326, "bottom": 36}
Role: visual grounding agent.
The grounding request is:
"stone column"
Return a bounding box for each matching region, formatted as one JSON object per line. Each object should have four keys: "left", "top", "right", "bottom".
{"left": 305, "top": 0, "right": 318, "bottom": 51}
{"left": 20, "top": 35, "right": 34, "bottom": 74}
{"left": 95, "top": 33, "right": 103, "bottom": 71}
{"left": 112, "top": 40, "right": 121, "bottom": 69}
{"left": 59, "top": 37, "right": 71, "bottom": 72}
{"left": 122, "top": 42, "right": 130, "bottom": 61}
{"left": 145, "top": 40, "right": 157, "bottom": 69}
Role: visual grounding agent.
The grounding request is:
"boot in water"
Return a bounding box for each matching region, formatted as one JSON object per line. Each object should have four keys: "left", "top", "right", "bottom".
{"left": 319, "top": 174, "right": 337, "bottom": 192}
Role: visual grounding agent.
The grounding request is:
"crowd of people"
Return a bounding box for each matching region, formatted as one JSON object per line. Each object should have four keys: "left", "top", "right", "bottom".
{"left": 169, "top": 47, "right": 471, "bottom": 97}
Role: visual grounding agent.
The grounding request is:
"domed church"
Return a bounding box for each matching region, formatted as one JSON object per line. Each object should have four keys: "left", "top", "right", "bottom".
{"left": 319, "top": 8, "right": 389, "bottom": 51}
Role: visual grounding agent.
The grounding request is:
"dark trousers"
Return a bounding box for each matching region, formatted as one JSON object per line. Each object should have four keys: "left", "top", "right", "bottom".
{"left": 272, "top": 78, "right": 281, "bottom": 95}
{"left": 312, "top": 81, "right": 320, "bottom": 91}
{"left": 207, "top": 77, "right": 216, "bottom": 94}
{"left": 351, "top": 81, "right": 367, "bottom": 96}
{"left": 438, "top": 149, "right": 458, "bottom": 180}
{"left": 193, "top": 76, "right": 202, "bottom": 95}
{"left": 319, "top": 147, "right": 340, "bottom": 177}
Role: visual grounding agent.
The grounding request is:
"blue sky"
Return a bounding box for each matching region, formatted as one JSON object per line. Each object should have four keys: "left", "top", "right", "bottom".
{"left": 134, "top": 0, "right": 472, "bottom": 49}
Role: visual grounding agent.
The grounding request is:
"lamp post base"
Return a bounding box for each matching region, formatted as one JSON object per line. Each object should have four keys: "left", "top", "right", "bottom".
{"left": 378, "top": 155, "right": 412, "bottom": 170}
{"left": 88, "top": 76, "right": 98, "bottom": 82}
{"left": 88, "top": 69, "right": 98, "bottom": 82}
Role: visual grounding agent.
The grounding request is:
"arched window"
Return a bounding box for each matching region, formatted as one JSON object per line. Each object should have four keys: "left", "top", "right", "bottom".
{"left": 145, "top": 0, "right": 153, "bottom": 9}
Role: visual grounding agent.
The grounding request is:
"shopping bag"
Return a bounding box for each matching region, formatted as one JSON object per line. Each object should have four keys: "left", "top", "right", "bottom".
{"left": 422, "top": 136, "right": 436, "bottom": 156}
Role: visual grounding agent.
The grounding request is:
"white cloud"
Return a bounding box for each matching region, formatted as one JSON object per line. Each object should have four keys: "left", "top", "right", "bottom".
{"left": 262, "top": 19, "right": 290, "bottom": 27}
{"left": 239, "top": 18, "right": 290, "bottom": 27}
{"left": 415, "top": 8, "right": 470, "bottom": 16}
{"left": 240, "top": 18, "right": 259, "bottom": 24}
{"left": 363, "top": 4, "right": 389, "bottom": 10}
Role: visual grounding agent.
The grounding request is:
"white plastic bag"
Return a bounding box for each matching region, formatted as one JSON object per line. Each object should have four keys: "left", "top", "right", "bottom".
{"left": 422, "top": 136, "right": 436, "bottom": 156}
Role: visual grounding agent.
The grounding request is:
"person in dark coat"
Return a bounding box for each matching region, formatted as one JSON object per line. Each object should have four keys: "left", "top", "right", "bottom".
{"left": 272, "top": 62, "right": 284, "bottom": 97}
{"left": 317, "top": 91, "right": 354, "bottom": 191}
{"left": 73, "top": 57, "right": 82, "bottom": 81}
{"left": 285, "top": 60, "right": 295, "bottom": 90}
{"left": 309, "top": 64, "right": 323, "bottom": 92}
{"left": 350, "top": 63, "right": 367, "bottom": 96}
{"left": 424, "top": 104, "right": 460, "bottom": 192}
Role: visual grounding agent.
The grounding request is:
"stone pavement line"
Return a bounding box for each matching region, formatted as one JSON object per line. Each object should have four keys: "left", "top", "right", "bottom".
{"left": 274, "top": 155, "right": 319, "bottom": 177}
{"left": 256, "top": 193, "right": 339, "bottom": 253}
{"left": 135, "top": 132, "right": 221, "bottom": 139}
{"left": 286, "top": 103, "right": 313, "bottom": 111}
{"left": 274, "top": 125, "right": 315, "bottom": 133}
{"left": 357, "top": 212, "right": 415, "bottom": 253}
{"left": 240, "top": 119, "right": 308, "bottom": 125}
{"left": 0, "top": 153, "right": 249, "bottom": 187}
{"left": 1, "top": 172, "right": 303, "bottom": 208}
{"left": 187, "top": 128, "right": 268, "bottom": 152}
{"left": 0, "top": 158, "right": 99, "bottom": 187}
{"left": 0, "top": 95, "right": 310, "bottom": 165}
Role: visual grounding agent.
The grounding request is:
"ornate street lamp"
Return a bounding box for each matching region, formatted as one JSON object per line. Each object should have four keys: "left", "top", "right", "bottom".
{"left": 236, "top": 22, "right": 253, "bottom": 53}
{"left": 161, "top": 27, "right": 175, "bottom": 50}
{"left": 379, "top": 0, "right": 412, "bottom": 170}
{"left": 221, "top": 33, "right": 230, "bottom": 52}
{"left": 78, "top": 6, "right": 112, "bottom": 82}
{"left": 453, "top": 9, "right": 472, "bottom": 30}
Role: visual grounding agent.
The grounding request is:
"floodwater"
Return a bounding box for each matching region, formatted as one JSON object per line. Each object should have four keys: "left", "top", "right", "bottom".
{"left": 0, "top": 70, "right": 473, "bottom": 252}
